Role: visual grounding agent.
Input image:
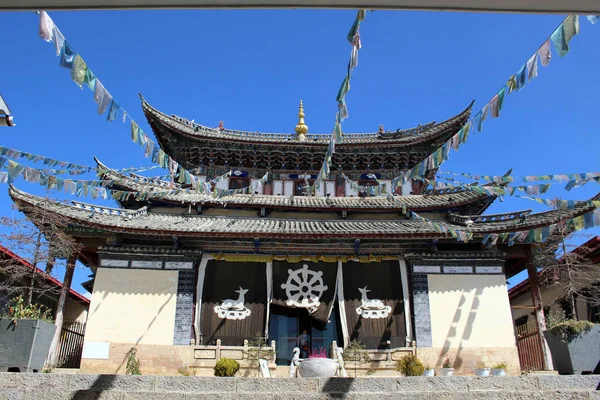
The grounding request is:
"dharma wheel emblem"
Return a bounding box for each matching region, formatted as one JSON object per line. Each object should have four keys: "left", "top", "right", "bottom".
{"left": 281, "top": 264, "right": 328, "bottom": 313}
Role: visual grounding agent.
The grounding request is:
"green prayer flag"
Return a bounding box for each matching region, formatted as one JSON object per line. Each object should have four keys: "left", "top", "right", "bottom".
{"left": 497, "top": 86, "right": 506, "bottom": 113}
{"left": 336, "top": 76, "right": 350, "bottom": 102}
{"left": 71, "top": 55, "right": 87, "bottom": 88}
{"left": 131, "top": 121, "right": 139, "bottom": 143}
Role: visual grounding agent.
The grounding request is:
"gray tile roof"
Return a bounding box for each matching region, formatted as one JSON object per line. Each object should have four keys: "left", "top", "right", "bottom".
{"left": 9, "top": 186, "right": 597, "bottom": 240}
{"left": 96, "top": 159, "right": 493, "bottom": 211}
{"left": 141, "top": 97, "right": 473, "bottom": 146}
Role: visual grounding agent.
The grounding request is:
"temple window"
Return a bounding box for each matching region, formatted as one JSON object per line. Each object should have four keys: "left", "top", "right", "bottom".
{"left": 229, "top": 177, "right": 250, "bottom": 190}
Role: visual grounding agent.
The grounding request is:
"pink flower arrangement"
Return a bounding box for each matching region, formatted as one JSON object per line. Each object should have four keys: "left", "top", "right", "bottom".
{"left": 308, "top": 347, "right": 328, "bottom": 358}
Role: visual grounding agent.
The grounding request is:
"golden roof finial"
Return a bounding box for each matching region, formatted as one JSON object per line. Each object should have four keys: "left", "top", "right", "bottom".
{"left": 294, "top": 100, "right": 308, "bottom": 140}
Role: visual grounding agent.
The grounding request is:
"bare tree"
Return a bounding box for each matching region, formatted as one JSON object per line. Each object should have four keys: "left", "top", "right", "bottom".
{"left": 0, "top": 194, "right": 83, "bottom": 367}
{"left": 532, "top": 213, "right": 600, "bottom": 319}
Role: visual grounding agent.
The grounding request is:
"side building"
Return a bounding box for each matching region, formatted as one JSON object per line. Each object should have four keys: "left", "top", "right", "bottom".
{"left": 10, "top": 98, "right": 599, "bottom": 376}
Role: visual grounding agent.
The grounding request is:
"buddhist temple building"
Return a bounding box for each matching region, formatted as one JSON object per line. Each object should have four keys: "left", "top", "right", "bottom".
{"left": 9, "top": 97, "right": 599, "bottom": 376}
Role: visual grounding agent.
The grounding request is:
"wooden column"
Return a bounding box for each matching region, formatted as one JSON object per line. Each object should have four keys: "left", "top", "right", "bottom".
{"left": 526, "top": 253, "right": 554, "bottom": 371}
{"left": 47, "top": 251, "right": 78, "bottom": 367}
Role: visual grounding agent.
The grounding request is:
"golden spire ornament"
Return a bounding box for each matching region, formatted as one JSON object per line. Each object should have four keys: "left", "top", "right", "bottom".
{"left": 294, "top": 100, "right": 308, "bottom": 141}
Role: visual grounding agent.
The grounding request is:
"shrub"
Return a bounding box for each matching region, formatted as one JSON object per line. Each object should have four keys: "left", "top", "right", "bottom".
{"left": 492, "top": 362, "right": 508, "bottom": 370}
{"left": 178, "top": 366, "right": 195, "bottom": 376}
{"left": 395, "top": 354, "right": 425, "bottom": 376}
{"left": 1, "top": 295, "right": 52, "bottom": 322}
{"left": 547, "top": 318, "right": 596, "bottom": 342}
{"left": 214, "top": 358, "right": 240, "bottom": 377}
{"left": 126, "top": 348, "right": 141, "bottom": 375}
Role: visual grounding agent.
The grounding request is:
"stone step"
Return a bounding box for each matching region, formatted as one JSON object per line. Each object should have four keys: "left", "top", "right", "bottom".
{"left": 0, "top": 374, "right": 598, "bottom": 400}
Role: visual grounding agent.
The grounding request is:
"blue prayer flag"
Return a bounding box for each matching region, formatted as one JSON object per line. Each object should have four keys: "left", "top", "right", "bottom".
{"left": 59, "top": 41, "right": 76, "bottom": 69}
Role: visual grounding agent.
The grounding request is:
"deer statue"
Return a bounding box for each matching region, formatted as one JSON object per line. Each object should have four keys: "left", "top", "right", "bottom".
{"left": 358, "top": 286, "right": 386, "bottom": 310}
{"left": 221, "top": 287, "right": 248, "bottom": 311}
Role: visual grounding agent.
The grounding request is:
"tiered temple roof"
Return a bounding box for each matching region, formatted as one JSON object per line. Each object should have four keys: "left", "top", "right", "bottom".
{"left": 10, "top": 186, "right": 597, "bottom": 241}
{"left": 96, "top": 158, "right": 497, "bottom": 214}
{"left": 141, "top": 96, "right": 474, "bottom": 172}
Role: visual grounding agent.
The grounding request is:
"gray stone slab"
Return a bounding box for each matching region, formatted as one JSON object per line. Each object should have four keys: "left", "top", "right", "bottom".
{"left": 32, "top": 389, "right": 124, "bottom": 400}
{"left": 155, "top": 376, "right": 235, "bottom": 393}
{"left": 69, "top": 375, "right": 155, "bottom": 392}
{"left": 319, "top": 377, "right": 396, "bottom": 393}
{"left": 434, "top": 392, "right": 511, "bottom": 400}
{"left": 187, "top": 395, "right": 278, "bottom": 400}
{"left": 122, "top": 392, "right": 185, "bottom": 400}
{"left": 537, "top": 375, "right": 600, "bottom": 390}
{"left": 0, "top": 373, "right": 70, "bottom": 390}
{"left": 0, "top": 388, "right": 27, "bottom": 400}
{"left": 395, "top": 376, "right": 470, "bottom": 392}
{"left": 344, "top": 393, "right": 432, "bottom": 400}
{"left": 510, "top": 391, "right": 590, "bottom": 400}
{"left": 468, "top": 376, "right": 539, "bottom": 391}
{"left": 237, "top": 378, "right": 319, "bottom": 393}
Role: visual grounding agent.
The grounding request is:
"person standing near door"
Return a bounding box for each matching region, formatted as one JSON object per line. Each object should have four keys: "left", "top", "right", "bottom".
{"left": 298, "top": 329, "right": 311, "bottom": 358}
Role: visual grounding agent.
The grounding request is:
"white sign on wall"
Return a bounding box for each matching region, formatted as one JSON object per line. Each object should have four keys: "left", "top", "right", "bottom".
{"left": 82, "top": 342, "right": 110, "bottom": 360}
{"left": 412, "top": 266, "right": 441, "bottom": 274}
{"left": 475, "top": 266, "right": 503, "bottom": 274}
{"left": 100, "top": 259, "right": 129, "bottom": 268}
{"left": 443, "top": 266, "right": 473, "bottom": 274}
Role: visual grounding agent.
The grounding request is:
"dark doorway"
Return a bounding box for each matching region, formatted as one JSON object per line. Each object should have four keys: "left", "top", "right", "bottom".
{"left": 268, "top": 304, "right": 342, "bottom": 366}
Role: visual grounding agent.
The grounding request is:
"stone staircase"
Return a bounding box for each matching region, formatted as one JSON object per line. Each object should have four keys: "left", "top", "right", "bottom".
{"left": 0, "top": 373, "right": 598, "bottom": 399}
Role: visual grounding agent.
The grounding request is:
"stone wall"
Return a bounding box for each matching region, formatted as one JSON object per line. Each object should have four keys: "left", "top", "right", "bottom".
{"left": 1, "top": 373, "right": 599, "bottom": 400}
{"left": 80, "top": 342, "right": 277, "bottom": 377}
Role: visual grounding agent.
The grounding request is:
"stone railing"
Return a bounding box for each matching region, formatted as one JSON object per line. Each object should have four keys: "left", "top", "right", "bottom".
{"left": 193, "top": 339, "right": 276, "bottom": 363}
{"left": 331, "top": 341, "right": 416, "bottom": 363}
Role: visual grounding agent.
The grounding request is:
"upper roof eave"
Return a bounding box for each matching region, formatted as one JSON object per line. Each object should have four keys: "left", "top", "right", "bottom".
{"left": 140, "top": 94, "right": 474, "bottom": 148}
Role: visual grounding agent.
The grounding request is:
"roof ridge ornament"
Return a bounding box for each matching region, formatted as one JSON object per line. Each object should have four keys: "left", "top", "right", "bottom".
{"left": 294, "top": 100, "right": 308, "bottom": 141}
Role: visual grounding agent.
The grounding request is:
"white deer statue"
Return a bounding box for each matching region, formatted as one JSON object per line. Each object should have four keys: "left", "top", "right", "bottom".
{"left": 356, "top": 286, "right": 392, "bottom": 319}
{"left": 214, "top": 287, "right": 251, "bottom": 320}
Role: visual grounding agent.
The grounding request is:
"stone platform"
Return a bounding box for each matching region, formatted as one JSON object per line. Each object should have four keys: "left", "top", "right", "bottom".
{"left": 0, "top": 373, "right": 598, "bottom": 399}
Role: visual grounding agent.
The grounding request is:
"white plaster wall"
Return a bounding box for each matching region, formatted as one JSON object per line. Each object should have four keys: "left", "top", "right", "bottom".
{"left": 402, "top": 180, "right": 413, "bottom": 196}
{"left": 273, "top": 180, "right": 283, "bottom": 195}
{"left": 284, "top": 181, "right": 294, "bottom": 196}
{"left": 428, "top": 274, "right": 516, "bottom": 348}
{"left": 325, "top": 181, "right": 336, "bottom": 197}
{"left": 84, "top": 268, "right": 178, "bottom": 345}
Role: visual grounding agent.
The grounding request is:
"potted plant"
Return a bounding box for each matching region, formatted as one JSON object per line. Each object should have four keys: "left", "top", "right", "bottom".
{"left": 423, "top": 364, "right": 434, "bottom": 377}
{"left": 438, "top": 355, "right": 454, "bottom": 376}
{"left": 491, "top": 362, "right": 507, "bottom": 376}
{"left": 0, "top": 295, "right": 56, "bottom": 373}
{"left": 474, "top": 361, "right": 490, "bottom": 376}
{"left": 395, "top": 354, "right": 425, "bottom": 377}
{"left": 544, "top": 316, "right": 600, "bottom": 375}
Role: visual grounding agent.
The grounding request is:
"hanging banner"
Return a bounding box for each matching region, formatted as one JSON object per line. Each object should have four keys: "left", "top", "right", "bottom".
{"left": 342, "top": 260, "right": 406, "bottom": 349}
{"left": 271, "top": 261, "right": 338, "bottom": 326}
{"left": 201, "top": 260, "right": 267, "bottom": 346}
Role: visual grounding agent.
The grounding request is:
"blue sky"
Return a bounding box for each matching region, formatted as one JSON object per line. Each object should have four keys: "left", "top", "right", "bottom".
{"left": 0, "top": 10, "right": 598, "bottom": 297}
